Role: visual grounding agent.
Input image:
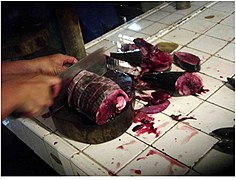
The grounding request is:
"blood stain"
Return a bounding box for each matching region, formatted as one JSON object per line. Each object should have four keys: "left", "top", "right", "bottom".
{"left": 170, "top": 114, "right": 196, "bottom": 122}
{"left": 108, "top": 171, "right": 117, "bottom": 176}
{"left": 176, "top": 125, "right": 198, "bottom": 144}
{"left": 116, "top": 140, "right": 136, "bottom": 150}
{"left": 116, "top": 162, "right": 121, "bottom": 169}
{"left": 131, "top": 169, "right": 142, "bottom": 175}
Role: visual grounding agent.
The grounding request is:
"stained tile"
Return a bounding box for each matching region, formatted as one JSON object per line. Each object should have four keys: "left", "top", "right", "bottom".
{"left": 207, "top": 85, "right": 235, "bottom": 111}
{"left": 141, "top": 22, "right": 168, "bottom": 36}
{"left": 162, "top": 28, "right": 200, "bottom": 46}
{"left": 179, "top": 46, "right": 211, "bottom": 64}
{"left": 187, "top": 101, "right": 235, "bottom": 134}
{"left": 193, "top": 148, "right": 235, "bottom": 175}
{"left": 145, "top": 11, "right": 171, "bottom": 22}
{"left": 70, "top": 153, "right": 108, "bottom": 175}
{"left": 152, "top": 123, "right": 218, "bottom": 166}
{"left": 159, "top": 13, "right": 185, "bottom": 25}
{"left": 117, "top": 147, "right": 189, "bottom": 175}
{"left": 181, "top": 18, "right": 216, "bottom": 34}
{"left": 215, "top": 43, "right": 235, "bottom": 62}
{"left": 187, "top": 35, "right": 228, "bottom": 55}
{"left": 127, "top": 113, "right": 177, "bottom": 145}
{"left": 201, "top": 56, "right": 235, "bottom": 81}
{"left": 195, "top": 9, "right": 230, "bottom": 23}
{"left": 205, "top": 24, "right": 235, "bottom": 41}
{"left": 162, "top": 96, "right": 203, "bottom": 117}
{"left": 83, "top": 133, "right": 148, "bottom": 173}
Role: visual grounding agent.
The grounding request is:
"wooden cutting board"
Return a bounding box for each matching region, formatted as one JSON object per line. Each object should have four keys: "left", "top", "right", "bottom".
{"left": 51, "top": 70, "right": 134, "bottom": 144}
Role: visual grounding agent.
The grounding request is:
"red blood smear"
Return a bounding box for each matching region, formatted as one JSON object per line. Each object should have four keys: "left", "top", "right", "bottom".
{"left": 137, "top": 157, "right": 146, "bottom": 161}
{"left": 134, "top": 112, "right": 154, "bottom": 123}
{"left": 149, "top": 150, "right": 186, "bottom": 175}
{"left": 176, "top": 125, "right": 198, "bottom": 144}
{"left": 42, "top": 111, "right": 51, "bottom": 119}
{"left": 116, "top": 140, "right": 136, "bottom": 150}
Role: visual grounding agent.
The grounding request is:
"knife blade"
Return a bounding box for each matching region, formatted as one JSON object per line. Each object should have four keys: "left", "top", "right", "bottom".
{"left": 106, "top": 56, "right": 141, "bottom": 76}
{"left": 50, "top": 48, "right": 107, "bottom": 113}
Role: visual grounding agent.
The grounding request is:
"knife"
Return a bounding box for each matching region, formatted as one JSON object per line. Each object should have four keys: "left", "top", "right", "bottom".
{"left": 50, "top": 48, "right": 107, "bottom": 113}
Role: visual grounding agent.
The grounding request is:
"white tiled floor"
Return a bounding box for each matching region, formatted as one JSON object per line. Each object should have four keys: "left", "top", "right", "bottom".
{"left": 4, "top": 1, "right": 235, "bottom": 176}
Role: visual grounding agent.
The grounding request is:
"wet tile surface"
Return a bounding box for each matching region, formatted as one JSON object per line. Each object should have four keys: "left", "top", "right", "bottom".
{"left": 5, "top": 1, "right": 235, "bottom": 176}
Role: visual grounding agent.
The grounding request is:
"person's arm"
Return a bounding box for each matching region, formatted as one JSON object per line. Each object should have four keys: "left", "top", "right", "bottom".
{"left": 1, "top": 54, "right": 78, "bottom": 81}
{"left": 1, "top": 75, "right": 61, "bottom": 120}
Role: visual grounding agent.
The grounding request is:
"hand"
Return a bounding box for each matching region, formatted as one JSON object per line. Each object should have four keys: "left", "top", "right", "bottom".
{"left": 33, "top": 54, "right": 78, "bottom": 76}
{"left": 1, "top": 75, "right": 61, "bottom": 119}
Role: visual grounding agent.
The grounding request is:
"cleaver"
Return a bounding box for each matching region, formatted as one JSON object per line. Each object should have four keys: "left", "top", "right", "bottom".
{"left": 50, "top": 48, "right": 107, "bottom": 113}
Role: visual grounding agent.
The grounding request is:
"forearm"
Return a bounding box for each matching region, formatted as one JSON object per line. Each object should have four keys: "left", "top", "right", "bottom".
{"left": 1, "top": 60, "right": 41, "bottom": 81}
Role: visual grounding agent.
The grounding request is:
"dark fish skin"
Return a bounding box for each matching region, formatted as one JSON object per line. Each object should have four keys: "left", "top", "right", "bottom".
{"left": 142, "top": 72, "right": 185, "bottom": 92}
{"left": 214, "top": 139, "right": 235, "bottom": 155}
{"left": 110, "top": 50, "right": 142, "bottom": 66}
{"left": 211, "top": 127, "right": 235, "bottom": 141}
{"left": 227, "top": 77, "right": 235, "bottom": 90}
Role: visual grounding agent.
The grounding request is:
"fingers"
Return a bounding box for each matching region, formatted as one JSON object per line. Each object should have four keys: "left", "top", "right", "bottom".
{"left": 62, "top": 56, "right": 78, "bottom": 65}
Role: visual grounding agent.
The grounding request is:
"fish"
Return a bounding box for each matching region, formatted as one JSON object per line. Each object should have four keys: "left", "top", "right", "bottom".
{"left": 67, "top": 70, "right": 130, "bottom": 125}
{"left": 142, "top": 71, "right": 204, "bottom": 96}
{"left": 173, "top": 52, "right": 201, "bottom": 72}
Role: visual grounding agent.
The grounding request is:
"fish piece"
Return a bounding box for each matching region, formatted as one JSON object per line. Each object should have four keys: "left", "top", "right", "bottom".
{"left": 67, "top": 70, "right": 130, "bottom": 125}
{"left": 142, "top": 72, "right": 203, "bottom": 96}
{"left": 110, "top": 50, "right": 142, "bottom": 66}
{"left": 173, "top": 52, "right": 201, "bottom": 72}
{"left": 137, "top": 100, "right": 170, "bottom": 114}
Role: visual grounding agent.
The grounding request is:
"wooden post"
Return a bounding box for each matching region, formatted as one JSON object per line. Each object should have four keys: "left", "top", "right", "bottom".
{"left": 56, "top": 6, "right": 86, "bottom": 60}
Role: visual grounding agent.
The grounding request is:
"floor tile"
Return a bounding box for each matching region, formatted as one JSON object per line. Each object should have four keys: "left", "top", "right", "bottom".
{"left": 152, "top": 122, "right": 218, "bottom": 166}
{"left": 162, "top": 28, "right": 200, "bottom": 46}
{"left": 179, "top": 46, "right": 211, "bottom": 64}
{"left": 195, "top": 9, "right": 230, "bottom": 23}
{"left": 187, "top": 34, "right": 228, "bottom": 55}
{"left": 145, "top": 11, "right": 171, "bottom": 22}
{"left": 215, "top": 43, "right": 235, "bottom": 62}
{"left": 117, "top": 147, "right": 189, "bottom": 175}
{"left": 159, "top": 13, "right": 185, "bottom": 25}
{"left": 185, "top": 169, "right": 201, "bottom": 175}
{"left": 193, "top": 148, "right": 235, "bottom": 175}
{"left": 205, "top": 23, "right": 235, "bottom": 41}
{"left": 105, "top": 29, "right": 136, "bottom": 43}
{"left": 133, "top": 32, "right": 150, "bottom": 40}
{"left": 141, "top": 22, "right": 168, "bottom": 36}
{"left": 83, "top": 133, "right": 148, "bottom": 173}
{"left": 196, "top": 73, "right": 224, "bottom": 100}
{"left": 220, "top": 12, "right": 235, "bottom": 27}
{"left": 181, "top": 17, "right": 216, "bottom": 34}
{"left": 207, "top": 85, "right": 235, "bottom": 111}
{"left": 70, "top": 152, "right": 109, "bottom": 175}
{"left": 191, "top": 1, "right": 211, "bottom": 7}
{"left": 162, "top": 95, "right": 203, "bottom": 117}
{"left": 187, "top": 101, "right": 235, "bottom": 134}
{"left": 201, "top": 56, "right": 235, "bottom": 81}
{"left": 161, "top": 3, "right": 178, "bottom": 13}
{"left": 210, "top": 1, "right": 235, "bottom": 14}
{"left": 127, "top": 19, "right": 154, "bottom": 32}
{"left": 127, "top": 113, "right": 177, "bottom": 145}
